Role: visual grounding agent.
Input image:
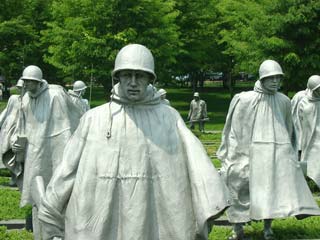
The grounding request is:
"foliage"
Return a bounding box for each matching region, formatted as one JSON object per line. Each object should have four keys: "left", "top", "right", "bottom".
{"left": 41, "top": 0, "right": 180, "bottom": 89}
{"left": 216, "top": 0, "right": 320, "bottom": 91}
{"left": 174, "top": 0, "right": 227, "bottom": 89}
{"left": 0, "top": 18, "right": 38, "bottom": 82}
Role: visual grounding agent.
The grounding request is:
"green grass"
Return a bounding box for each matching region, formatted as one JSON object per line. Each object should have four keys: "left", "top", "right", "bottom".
{"left": 0, "top": 188, "right": 31, "bottom": 220}
{"left": 0, "top": 100, "right": 7, "bottom": 112}
{"left": 210, "top": 216, "right": 320, "bottom": 240}
{"left": 0, "top": 226, "right": 33, "bottom": 239}
{"left": 0, "top": 177, "right": 10, "bottom": 186}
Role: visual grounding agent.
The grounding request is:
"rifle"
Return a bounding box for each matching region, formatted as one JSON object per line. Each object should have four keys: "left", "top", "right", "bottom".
{"left": 186, "top": 117, "right": 210, "bottom": 123}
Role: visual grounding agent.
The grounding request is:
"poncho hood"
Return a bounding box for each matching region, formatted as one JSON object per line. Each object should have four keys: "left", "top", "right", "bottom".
{"left": 68, "top": 89, "right": 80, "bottom": 98}
{"left": 254, "top": 80, "right": 277, "bottom": 95}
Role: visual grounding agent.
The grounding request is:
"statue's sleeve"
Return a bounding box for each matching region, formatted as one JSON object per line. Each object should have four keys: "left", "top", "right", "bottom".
{"left": 38, "top": 117, "right": 87, "bottom": 233}
{"left": 0, "top": 106, "right": 8, "bottom": 128}
{"left": 216, "top": 94, "right": 241, "bottom": 161}
{"left": 176, "top": 113, "right": 230, "bottom": 239}
{"left": 296, "top": 100, "right": 307, "bottom": 151}
{"left": 188, "top": 101, "right": 193, "bottom": 119}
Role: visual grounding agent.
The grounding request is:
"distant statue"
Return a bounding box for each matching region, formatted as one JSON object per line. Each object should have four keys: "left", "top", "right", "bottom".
{"left": 217, "top": 60, "right": 320, "bottom": 240}
{"left": 296, "top": 75, "right": 320, "bottom": 188}
{"left": 188, "top": 92, "right": 207, "bottom": 132}
{"left": 68, "top": 80, "right": 90, "bottom": 113}
{"left": 38, "top": 44, "right": 230, "bottom": 240}
{"left": 158, "top": 88, "right": 170, "bottom": 105}
{"left": 1, "top": 65, "right": 82, "bottom": 240}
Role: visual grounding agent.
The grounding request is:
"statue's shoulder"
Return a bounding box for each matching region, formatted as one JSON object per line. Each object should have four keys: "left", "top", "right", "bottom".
{"left": 47, "top": 84, "right": 67, "bottom": 96}
{"left": 8, "top": 94, "right": 20, "bottom": 102}
{"left": 236, "top": 90, "right": 257, "bottom": 102}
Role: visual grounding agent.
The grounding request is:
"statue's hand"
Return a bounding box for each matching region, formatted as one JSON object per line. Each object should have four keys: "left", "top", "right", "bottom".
{"left": 40, "top": 221, "right": 64, "bottom": 240}
{"left": 12, "top": 143, "right": 24, "bottom": 153}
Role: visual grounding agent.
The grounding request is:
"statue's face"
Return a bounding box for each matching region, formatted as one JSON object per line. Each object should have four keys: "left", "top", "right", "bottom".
{"left": 118, "top": 70, "right": 150, "bottom": 101}
{"left": 75, "top": 89, "right": 85, "bottom": 97}
{"left": 262, "top": 75, "right": 281, "bottom": 92}
{"left": 24, "top": 80, "right": 40, "bottom": 94}
{"left": 313, "top": 87, "right": 320, "bottom": 98}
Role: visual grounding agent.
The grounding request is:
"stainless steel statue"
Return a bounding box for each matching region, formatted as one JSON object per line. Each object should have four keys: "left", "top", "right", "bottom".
{"left": 68, "top": 80, "right": 90, "bottom": 114}
{"left": 2, "top": 65, "right": 82, "bottom": 239}
{"left": 0, "top": 79, "right": 24, "bottom": 185}
{"left": 291, "top": 76, "right": 313, "bottom": 149}
{"left": 217, "top": 60, "right": 320, "bottom": 240}
{"left": 38, "top": 44, "right": 230, "bottom": 240}
{"left": 296, "top": 75, "right": 320, "bottom": 188}
{"left": 0, "top": 79, "right": 24, "bottom": 128}
{"left": 188, "top": 92, "right": 208, "bottom": 132}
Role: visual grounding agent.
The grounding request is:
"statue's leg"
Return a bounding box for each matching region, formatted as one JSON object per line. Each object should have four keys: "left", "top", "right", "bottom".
{"left": 263, "top": 219, "right": 274, "bottom": 240}
{"left": 32, "top": 205, "right": 42, "bottom": 240}
{"left": 199, "top": 121, "right": 204, "bottom": 132}
{"left": 228, "top": 223, "right": 244, "bottom": 240}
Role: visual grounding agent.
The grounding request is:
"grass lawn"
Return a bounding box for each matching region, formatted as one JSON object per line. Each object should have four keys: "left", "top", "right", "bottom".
{"left": 0, "top": 226, "right": 33, "bottom": 239}
{"left": 210, "top": 216, "right": 320, "bottom": 240}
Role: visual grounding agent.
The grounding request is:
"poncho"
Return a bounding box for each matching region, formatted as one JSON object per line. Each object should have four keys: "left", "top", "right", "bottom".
{"left": 10, "top": 83, "right": 82, "bottom": 206}
{"left": 68, "top": 90, "right": 90, "bottom": 114}
{"left": 297, "top": 92, "right": 320, "bottom": 188}
{"left": 39, "top": 83, "right": 230, "bottom": 240}
{"left": 217, "top": 80, "right": 320, "bottom": 223}
{"left": 291, "top": 89, "right": 309, "bottom": 149}
{"left": 0, "top": 95, "right": 22, "bottom": 170}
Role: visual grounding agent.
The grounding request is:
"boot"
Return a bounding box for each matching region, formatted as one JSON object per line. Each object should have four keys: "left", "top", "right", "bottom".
{"left": 228, "top": 223, "right": 245, "bottom": 240}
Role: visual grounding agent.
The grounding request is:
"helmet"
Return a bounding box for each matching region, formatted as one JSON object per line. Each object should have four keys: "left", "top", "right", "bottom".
{"left": 194, "top": 92, "right": 200, "bottom": 97}
{"left": 21, "top": 65, "right": 43, "bottom": 82}
{"left": 158, "top": 88, "right": 167, "bottom": 96}
{"left": 16, "top": 79, "right": 24, "bottom": 87}
{"left": 259, "top": 60, "right": 284, "bottom": 80}
{"left": 73, "top": 80, "right": 87, "bottom": 91}
{"left": 112, "top": 44, "right": 156, "bottom": 80}
{"left": 307, "top": 75, "right": 320, "bottom": 91}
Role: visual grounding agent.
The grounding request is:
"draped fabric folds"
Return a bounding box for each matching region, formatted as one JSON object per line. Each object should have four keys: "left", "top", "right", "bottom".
{"left": 39, "top": 83, "right": 230, "bottom": 240}
{"left": 217, "top": 81, "right": 320, "bottom": 223}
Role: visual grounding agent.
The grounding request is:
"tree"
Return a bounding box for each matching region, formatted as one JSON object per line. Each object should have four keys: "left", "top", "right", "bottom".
{"left": 216, "top": 0, "right": 320, "bottom": 92}
{"left": 0, "top": 18, "right": 38, "bottom": 82}
{"left": 0, "top": 0, "right": 54, "bottom": 84}
{"left": 41, "top": 0, "right": 181, "bottom": 90}
{"left": 175, "top": 0, "right": 226, "bottom": 91}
